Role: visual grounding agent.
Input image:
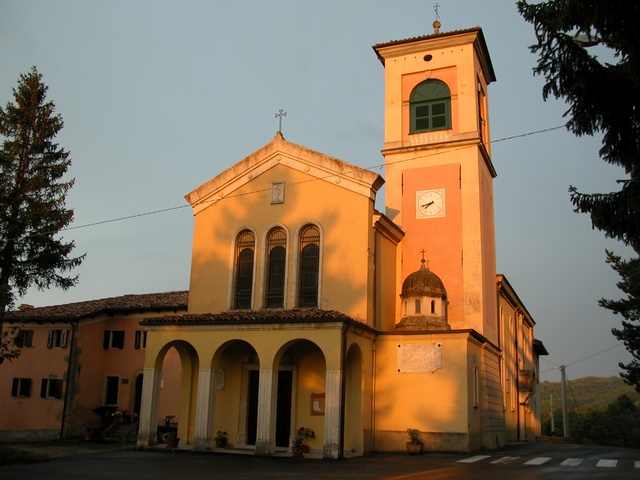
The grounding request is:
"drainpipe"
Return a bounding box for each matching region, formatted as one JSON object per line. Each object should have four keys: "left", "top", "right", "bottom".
{"left": 371, "top": 341, "right": 377, "bottom": 452}
{"left": 60, "top": 320, "right": 78, "bottom": 439}
{"left": 339, "top": 322, "right": 348, "bottom": 459}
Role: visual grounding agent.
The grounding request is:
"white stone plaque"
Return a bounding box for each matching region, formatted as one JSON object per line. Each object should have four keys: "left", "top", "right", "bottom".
{"left": 396, "top": 343, "right": 442, "bottom": 373}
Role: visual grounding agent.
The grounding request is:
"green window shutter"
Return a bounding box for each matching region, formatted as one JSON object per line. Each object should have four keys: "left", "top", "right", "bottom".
{"left": 410, "top": 80, "right": 451, "bottom": 133}
{"left": 11, "top": 378, "right": 19, "bottom": 397}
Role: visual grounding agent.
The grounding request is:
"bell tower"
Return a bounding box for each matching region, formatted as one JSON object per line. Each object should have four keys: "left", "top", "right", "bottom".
{"left": 373, "top": 24, "right": 498, "bottom": 340}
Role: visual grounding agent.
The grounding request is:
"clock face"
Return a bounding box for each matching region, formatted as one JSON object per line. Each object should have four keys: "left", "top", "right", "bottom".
{"left": 416, "top": 189, "right": 445, "bottom": 218}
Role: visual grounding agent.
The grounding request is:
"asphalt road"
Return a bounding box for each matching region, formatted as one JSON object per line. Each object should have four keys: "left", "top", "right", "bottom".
{"left": 1, "top": 440, "right": 638, "bottom": 479}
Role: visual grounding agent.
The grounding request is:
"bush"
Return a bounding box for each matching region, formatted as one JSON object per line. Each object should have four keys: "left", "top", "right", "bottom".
{"left": 549, "top": 395, "right": 640, "bottom": 448}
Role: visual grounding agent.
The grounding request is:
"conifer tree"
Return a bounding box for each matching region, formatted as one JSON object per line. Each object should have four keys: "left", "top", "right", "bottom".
{"left": 0, "top": 67, "right": 84, "bottom": 362}
{"left": 518, "top": 1, "right": 640, "bottom": 388}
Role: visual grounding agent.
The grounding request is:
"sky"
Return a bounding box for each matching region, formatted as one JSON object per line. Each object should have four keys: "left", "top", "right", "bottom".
{"left": 1, "top": 0, "right": 633, "bottom": 383}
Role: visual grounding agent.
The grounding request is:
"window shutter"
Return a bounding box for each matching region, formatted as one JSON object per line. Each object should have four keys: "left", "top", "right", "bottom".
{"left": 54, "top": 380, "right": 63, "bottom": 399}
{"left": 14, "top": 331, "right": 24, "bottom": 348}
{"left": 23, "top": 378, "right": 31, "bottom": 397}
{"left": 134, "top": 331, "right": 141, "bottom": 349}
{"left": 103, "top": 331, "right": 110, "bottom": 349}
{"left": 113, "top": 331, "right": 125, "bottom": 349}
{"left": 11, "top": 378, "right": 19, "bottom": 397}
{"left": 25, "top": 330, "right": 33, "bottom": 348}
{"left": 47, "top": 330, "right": 54, "bottom": 348}
{"left": 60, "top": 329, "right": 68, "bottom": 348}
{"left": 40, "top": 379, "right": 48, "bottom": 398}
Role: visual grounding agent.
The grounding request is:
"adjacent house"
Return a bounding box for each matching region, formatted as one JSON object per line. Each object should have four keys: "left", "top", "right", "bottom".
{"left": 1, "top": 292, "right": 187, "bottom": 441}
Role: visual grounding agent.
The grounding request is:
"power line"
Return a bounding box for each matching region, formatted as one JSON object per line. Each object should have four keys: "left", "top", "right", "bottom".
{"left": 62, "top": 123, "right": 568, "bottom": 233}
{"left": 565, "top": 342, "right": 624, "bottom": 368}
{"left": 542, "top": 342, "right": 625, "bottom": 375}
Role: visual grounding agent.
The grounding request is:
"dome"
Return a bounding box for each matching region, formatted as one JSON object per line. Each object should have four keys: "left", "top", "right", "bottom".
{"left": 400, "top": 260, "right": 447, "bottom": 299}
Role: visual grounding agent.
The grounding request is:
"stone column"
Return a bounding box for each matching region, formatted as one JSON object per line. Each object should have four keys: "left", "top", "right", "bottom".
{"left": 192, "top": 368, "right": 216, "bottom": 451}
{"left": 323, "top": 369, "right": 343, "bottom": 459}
{"left": 254, "top": 369, "right": 277, "bottom": 456}
{"left": 136, "top": 367, "right": 161, "bottom": 448}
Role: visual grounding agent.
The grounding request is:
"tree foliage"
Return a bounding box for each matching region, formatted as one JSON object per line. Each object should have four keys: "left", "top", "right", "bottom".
{"left": 518, "top": 0, "right": 640, "bottom": 246}
{"left": 518, "top": 0, "right": 640, "bottom": 389}
{"left": 600, "top": 251, "right": 640, "bottom": 391}
{"left": 0, "top": 67, "right": 84, "bottom": 362}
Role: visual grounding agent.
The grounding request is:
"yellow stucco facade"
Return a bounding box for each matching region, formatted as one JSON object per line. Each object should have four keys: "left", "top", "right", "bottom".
{"left": 134, "top": 26, "right": 546, "bottom": 458}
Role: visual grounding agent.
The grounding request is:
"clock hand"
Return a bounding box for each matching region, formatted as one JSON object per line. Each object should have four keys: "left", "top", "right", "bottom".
{"left": 421, "top": 201, "right": 434, "bottom": 209}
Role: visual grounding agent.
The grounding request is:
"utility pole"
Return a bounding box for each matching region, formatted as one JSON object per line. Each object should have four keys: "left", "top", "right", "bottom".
{"left": 560, "top": 365, "right": 569, "bottom": 437}
{"left": 550, "top": 393, "right": 555, "bottom": 435}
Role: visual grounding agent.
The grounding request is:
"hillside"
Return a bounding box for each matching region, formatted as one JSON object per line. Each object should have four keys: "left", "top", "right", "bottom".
{"left": 538, "top": 376, "right": 640, "bottom": 418}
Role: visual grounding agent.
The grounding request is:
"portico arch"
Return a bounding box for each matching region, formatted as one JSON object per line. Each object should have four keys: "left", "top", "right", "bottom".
{"left": 137, "top": 340, "right": 199, "bottom": 448}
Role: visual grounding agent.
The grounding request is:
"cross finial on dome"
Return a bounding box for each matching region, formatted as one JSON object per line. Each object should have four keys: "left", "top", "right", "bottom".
{"left": 420, "top": 249, "right": 430, "bottom": 269}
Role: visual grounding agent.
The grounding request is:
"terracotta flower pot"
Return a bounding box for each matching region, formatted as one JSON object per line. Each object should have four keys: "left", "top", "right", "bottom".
{"left": 291, "top": 445, "right": 304, "bottom": 457}
{"left": 166, "top": 437, "right": 180, "bottom": 448}
{"left": 406, "top": 442, "right": 423, "bottom": 454}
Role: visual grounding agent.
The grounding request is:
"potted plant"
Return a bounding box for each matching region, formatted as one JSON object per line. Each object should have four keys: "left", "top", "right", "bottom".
{"left": 214, "top": 430, "right": 228, "bottom": 448}
{"left": 406, "top": 428, "right": 424, "bottom": 454}
{"left": 164, "top": 430, "right": 180, "bottom": 448}
{"left": 291, "top": 426, "right": 314, "bottom": 456}
{"left": 84, "top": 425, "right": 97, "bottom": 442}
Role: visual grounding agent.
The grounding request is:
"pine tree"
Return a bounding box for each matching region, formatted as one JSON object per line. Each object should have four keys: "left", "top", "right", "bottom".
{"left": 0, "top": 67, "right": 84, "bottom": 362}
{"left": 518, "top": 1, "right": 640, "bottom": 388}
{"left": 600, "top": 251, "right": 640, "bottom": 392}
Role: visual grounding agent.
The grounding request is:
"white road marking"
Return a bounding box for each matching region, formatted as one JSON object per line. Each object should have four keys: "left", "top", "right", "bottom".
{"left": 456, "top": 455, "right": 491, "bottom": 464}
{"left": 490, "top": 456, "right": 519, "bottom": 464}
{"left": 596, "top": 459, "right": 617, "bottom": 468}
{"left": 560, "top": 458, "right": 583, "bottom": 466}
{"left": 523, "top": 457, "right": 552, "bottom": 465}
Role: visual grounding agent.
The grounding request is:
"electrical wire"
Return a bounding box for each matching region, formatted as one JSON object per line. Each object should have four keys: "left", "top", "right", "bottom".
{"left": 61, "top": 123, "right": 568, "bottom": 233}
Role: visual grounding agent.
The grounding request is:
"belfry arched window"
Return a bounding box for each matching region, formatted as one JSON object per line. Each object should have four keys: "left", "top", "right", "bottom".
{"left": 297, "top": 225, "right": 320, "bottom": 308}
{"left": 410, "top": 80, "right": 451, "bottom": 133}
{"left": 233, "top": 230, "right": 255, "bottom": 309}
{"left": 265, "top": 227, "right": 287, "bottom": 308}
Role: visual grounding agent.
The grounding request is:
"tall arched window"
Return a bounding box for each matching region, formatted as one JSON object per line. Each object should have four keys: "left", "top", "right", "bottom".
{"left": 234, "top": 230, "right": 255, "bottom": 309}
{"left": 410, "top": 80, "right": 451, "bottom": 133}
{"left": 297, "top": 225, "right": 320, "bottom": 308}
{"left": 265, "top": 227, "right": 286, "bottom": 308}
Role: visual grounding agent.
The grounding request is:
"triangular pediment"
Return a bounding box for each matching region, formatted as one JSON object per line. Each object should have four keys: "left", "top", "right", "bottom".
{"left": 185, "top": 132, "right": 384, "bottom": 214}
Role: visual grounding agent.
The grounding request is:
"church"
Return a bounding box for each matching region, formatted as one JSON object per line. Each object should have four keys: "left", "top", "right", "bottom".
{"left": 1, "top": 24, "right": 546, "bottom": 458}
{"left": 134, "top": 24, "right": 546, "bottom": 458}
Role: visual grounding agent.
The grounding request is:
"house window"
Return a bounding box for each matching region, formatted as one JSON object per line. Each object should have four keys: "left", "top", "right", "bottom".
{"left": 40, "top": 378, "right": 63, "bottom": 399}
{"left": 431, "top": 300, "right": 436, "bottom": 314}
{"left": 11, "top": 378, "right": 31, "bottom": 397}
{"left": 134, "top": 330, "right": 147, "bottom": 349}
{"left": 103, "top": 330, "right": 125, "bottom": 349}
{"left": 234, "top": 230, "right": 255, "bottom": 309}
{"left": 415, "top": 300, "right": 421, "bottom": 314}
{"left": 47, "top": 329, "right": 68, "bottom": 348}
{"left": 265, "top": 227, "right": 287, "bottom": 308}
{"left": 105, "top": 376, "right": 119, "bottom": 405}
{"left": 14, "top": 329, "right": 34, "bottom": 348}
{"left": 410, "top": 80, "right": 451, "bottom": 133}
{"left": 297, "top": 225, "right": 320, "bottom": 308}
